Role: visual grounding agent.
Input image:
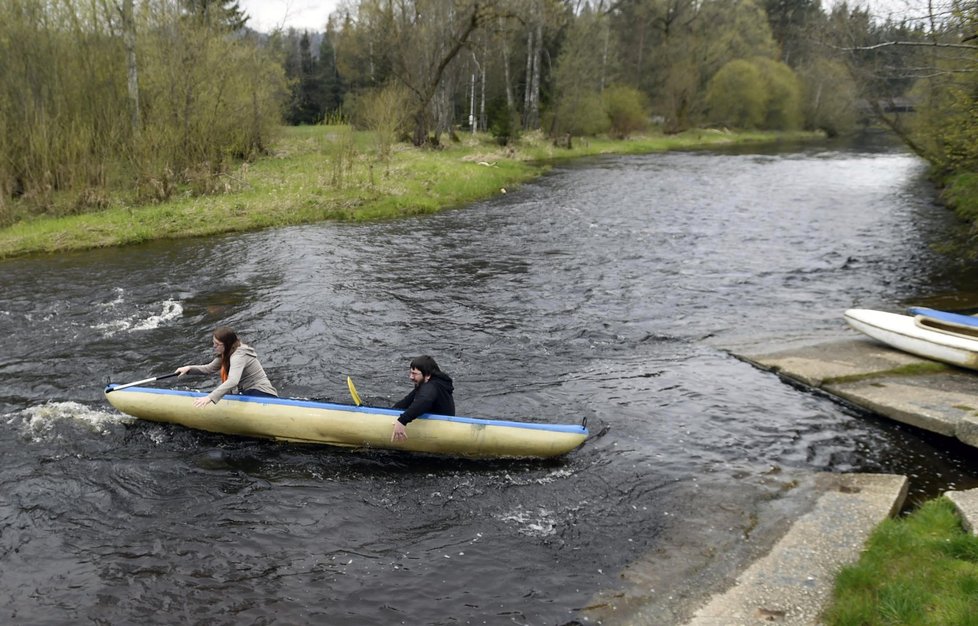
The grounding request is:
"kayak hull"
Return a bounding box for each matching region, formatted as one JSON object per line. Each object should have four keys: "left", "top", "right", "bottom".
{"left": 844, "top": 308, "right": 978, "bottom": 370}
{"left": 104, "top": 386, "right": 588, "bottom": 459}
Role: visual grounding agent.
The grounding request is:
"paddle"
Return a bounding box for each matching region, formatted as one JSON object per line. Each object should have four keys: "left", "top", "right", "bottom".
{"left": 106, "top": 372, "right": 179, "bottom": 393}
{"left": 347, "top": 376, "right": 362, "bottom": 406}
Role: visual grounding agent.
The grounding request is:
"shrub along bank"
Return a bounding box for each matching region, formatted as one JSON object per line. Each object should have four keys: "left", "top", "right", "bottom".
{"left": 0, "top": 126, "right": 818, "bottom": 259}
{"left": 943, "top": 172, "right": 978, "bottom": 230}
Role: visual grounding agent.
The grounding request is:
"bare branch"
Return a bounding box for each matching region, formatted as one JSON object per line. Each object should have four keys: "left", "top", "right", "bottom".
{"left": 842, "top": 40, "right": 978, "bottom": 52}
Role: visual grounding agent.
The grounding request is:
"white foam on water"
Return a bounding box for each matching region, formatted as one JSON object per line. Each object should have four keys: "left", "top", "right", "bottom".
{"left": 500, "top": 468, "right": 575, "bottom": 487}
{"left": 93, "top": 318, "right": 135, "bottom": 335}
{"left": 497, "top": 505, "right": 557, "bottom": 537}
{"left": 93, "top": 297, "right": 183, "bottom": 336}
{"left": 132, "top": 299, "right": 183, "bottom": 330}
{"left": 9, "top": 401, "right": 133, "bottom": 442}
{"left": 105, "top": 287, "right": 125, "bottom": 306}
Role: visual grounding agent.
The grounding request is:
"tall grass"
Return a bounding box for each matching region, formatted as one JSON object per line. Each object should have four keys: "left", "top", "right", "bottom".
{"left": 0, "top": 0, "right": 286, "bottom": 225}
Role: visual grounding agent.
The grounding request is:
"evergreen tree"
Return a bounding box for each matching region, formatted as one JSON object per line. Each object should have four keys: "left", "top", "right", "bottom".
{"left": 763, "top": 0, "right": 824, "bottom": 66}
{"left": 181, "top": 0, "right": 248, "bottom": 31}
{"left": 317, "top": 34, "right": 344, "bottom": 116}
{"left": 295, "top": 32, "right": 324, "bottom": 124}
{"left": 282, "top": 30, "right": 303, "bottom": 125}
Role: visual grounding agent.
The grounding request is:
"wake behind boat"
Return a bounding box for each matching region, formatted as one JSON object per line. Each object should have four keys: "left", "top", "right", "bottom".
{"left": 103, "top": 385, "right": 589, "bottom": 459}
{"left": 844, "top": 308, "right": 978, "bottom": 370}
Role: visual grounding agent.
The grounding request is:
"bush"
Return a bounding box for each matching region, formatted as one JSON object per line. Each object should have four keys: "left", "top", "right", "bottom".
{"left": 355, "top": 84, "right": 414, "bottom": 161}
{"left": 603, "top": 85, "right": 650, "bottom": 139}
{"left": 705, "top": 57, "right": 803, "bottom": 130}
{"left": 551, "top": 90, "right": 610, "bottom": 139}
{"left": 752, "top": 58, "right": 803, "bottom": 130}
{"left": 798, "top": 58, "right": 857, "bottom": 137}
{"left": 705, "top": 59, "right": 766, "bottom": 128}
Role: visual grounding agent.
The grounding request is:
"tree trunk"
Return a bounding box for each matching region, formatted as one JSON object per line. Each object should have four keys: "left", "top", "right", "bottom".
{"left": 434, "top": 82, "right": 454, "bottom": 144}
{"left": 121, "top": 0, "right": 140, "bottom": 134}
{"left": 502, "top": 36, "right": 513, "bottom": 110}
{"left": 527, "top": 22, "right": 542, "bottom": 129}
{"left": 479, "top": 58, "right": 486, "bottom": 132}
{"left": 522, "top": 19, "right": 543, "bottom": 131}
{"left": 600, "top": 17, "right": 608, "bottom": 91}
{"left": 522, "top": 26, "right": 534, "bottom": 128}
{"left": 469, "top": 71, "right": 477, "bottom": 133}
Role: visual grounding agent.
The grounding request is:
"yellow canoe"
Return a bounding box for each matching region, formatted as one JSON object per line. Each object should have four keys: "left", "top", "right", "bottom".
{"left": 104, "top": 386, "right": 589, "bottom": 459}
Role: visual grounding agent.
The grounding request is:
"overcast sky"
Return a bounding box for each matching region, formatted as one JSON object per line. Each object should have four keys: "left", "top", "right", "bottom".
{"left": 238, "top": 0, "right": 937, "bottom": 34}
{"left": 239, "top": 0, "right": 341, "bottom": 32}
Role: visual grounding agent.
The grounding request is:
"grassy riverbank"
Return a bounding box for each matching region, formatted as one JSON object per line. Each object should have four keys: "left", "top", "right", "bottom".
{"left": 0, "top": 125, "right": 818, "bottom": 259}
{"left": 825, "top": 498, "right": 978, "bottom": 625}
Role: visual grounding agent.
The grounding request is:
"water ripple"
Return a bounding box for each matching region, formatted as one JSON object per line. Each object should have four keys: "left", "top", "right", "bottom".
{"left": 2, "top": 137, "right": 978, "bottom": 623}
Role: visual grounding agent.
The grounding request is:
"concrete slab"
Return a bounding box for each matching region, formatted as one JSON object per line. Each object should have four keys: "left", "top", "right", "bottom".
{"left": 824, "top": 376, "right": 978, "bottom": 437}
{"left": 683, "top": 473, "right": 907, "bottom": 626}
{"left": 736, "top": 338, "right": 929, "bottom": 388}
{"left": 956, "top": 414, "right": 978, "bottom": 448}
{"left": 945, "top": 488, "right": 978, "bottom": 535}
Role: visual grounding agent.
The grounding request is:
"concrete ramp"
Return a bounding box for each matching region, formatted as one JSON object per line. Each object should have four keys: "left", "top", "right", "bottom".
{"left": 735, "top": 338, "right": 978, "bottom": 449}
{"left": 737, "top": 338, "right": 927, "bottom": 388}
{"left": 683, "top": 473, "right": 907, "bottom": 626}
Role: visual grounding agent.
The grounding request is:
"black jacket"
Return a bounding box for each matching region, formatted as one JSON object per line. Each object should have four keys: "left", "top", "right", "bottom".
{"left": 393, "top": 371, "right": 455, "bottom": 425}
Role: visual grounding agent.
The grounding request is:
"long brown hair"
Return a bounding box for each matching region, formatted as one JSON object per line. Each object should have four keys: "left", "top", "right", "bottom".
{"left": 214, "top": 326, "right": 241, "bottom": 380}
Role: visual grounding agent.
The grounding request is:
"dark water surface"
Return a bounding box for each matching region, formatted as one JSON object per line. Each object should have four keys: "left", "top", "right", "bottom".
{"left": 4, "top": 135, "right": 978, "bottom": 625}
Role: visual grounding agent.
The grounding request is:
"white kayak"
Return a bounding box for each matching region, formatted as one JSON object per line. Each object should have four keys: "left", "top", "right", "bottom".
{"left": 844, "top": 308, "right": 978, "bottom": 370}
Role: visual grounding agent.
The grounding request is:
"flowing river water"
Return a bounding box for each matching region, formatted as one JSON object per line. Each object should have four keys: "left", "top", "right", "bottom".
{"left": 3, "top": 134, "right": 978, "bottom": 625}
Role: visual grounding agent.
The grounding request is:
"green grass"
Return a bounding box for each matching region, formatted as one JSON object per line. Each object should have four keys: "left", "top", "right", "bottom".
{"left": 825, "top": 498, "right": 978, "bottom": 626}
{"left": 822, "top": 362, "right": 951, "bottom": 385}
{"left": 0, "top": 125, "right": 822, "bottom": 259}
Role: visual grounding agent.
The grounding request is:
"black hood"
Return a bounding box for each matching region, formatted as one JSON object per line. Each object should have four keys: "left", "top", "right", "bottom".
{"left": 429, "top": 370, "right": 454, "bottom": 392}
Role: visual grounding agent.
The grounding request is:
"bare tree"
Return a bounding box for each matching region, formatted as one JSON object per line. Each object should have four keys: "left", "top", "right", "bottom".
{"left": 366, "top": 0, "right": 495, "bottom": 145}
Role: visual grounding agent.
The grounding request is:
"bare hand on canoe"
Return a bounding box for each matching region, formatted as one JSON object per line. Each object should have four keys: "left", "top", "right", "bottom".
{"left": 391, "top": 421, "right": 408, "bottom": 443}
{"left": 174, "top": 367, "right": 212, "bottom": 408}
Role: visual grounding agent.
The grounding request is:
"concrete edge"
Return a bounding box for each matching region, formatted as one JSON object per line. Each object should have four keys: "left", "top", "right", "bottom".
{"left": 944, "top": 488, "right": 978, "bottom": 535}
{"left": 682, "top": 473, "right": 908, "bottom": 626}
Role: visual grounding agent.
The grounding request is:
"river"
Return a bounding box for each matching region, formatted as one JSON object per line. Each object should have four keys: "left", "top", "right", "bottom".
{"left": 3, "top": 134, "right": 978, "bottom": 625}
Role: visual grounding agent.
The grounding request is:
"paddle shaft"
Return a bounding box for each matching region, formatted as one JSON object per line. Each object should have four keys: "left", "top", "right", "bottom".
{"left": 106, "top": 372, "right": 179, "bottom": 393}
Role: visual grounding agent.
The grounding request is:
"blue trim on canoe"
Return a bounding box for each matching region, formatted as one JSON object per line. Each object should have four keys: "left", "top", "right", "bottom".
{"left": 105, "top": 385, "right": 589, "bottom": 435}
{"left": 907, "top": 307, "right": 978, "bottom": 328}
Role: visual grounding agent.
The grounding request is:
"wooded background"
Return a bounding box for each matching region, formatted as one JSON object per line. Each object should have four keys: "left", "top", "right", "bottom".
{"left": 1, "top": 0, "right": 974, "bottom": 222}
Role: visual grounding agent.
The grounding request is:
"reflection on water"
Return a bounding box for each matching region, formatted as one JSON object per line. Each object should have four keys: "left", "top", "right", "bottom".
{"left": 3, "top": 135, "right": 978, "bottom": 624}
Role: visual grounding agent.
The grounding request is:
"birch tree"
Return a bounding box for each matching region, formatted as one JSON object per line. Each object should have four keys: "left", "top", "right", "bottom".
{"left": 121, "top": 0, "right": 141, "bottom": 133}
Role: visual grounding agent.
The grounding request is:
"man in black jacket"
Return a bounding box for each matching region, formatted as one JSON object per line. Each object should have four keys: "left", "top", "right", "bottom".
{"left": 391, "top": 355, "right": 455, "bottom": 442}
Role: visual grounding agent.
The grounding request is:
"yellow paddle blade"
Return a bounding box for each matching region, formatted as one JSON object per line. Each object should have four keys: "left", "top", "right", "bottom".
{"left": 347, "top": 376, "right": 362, "bottom": 406}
